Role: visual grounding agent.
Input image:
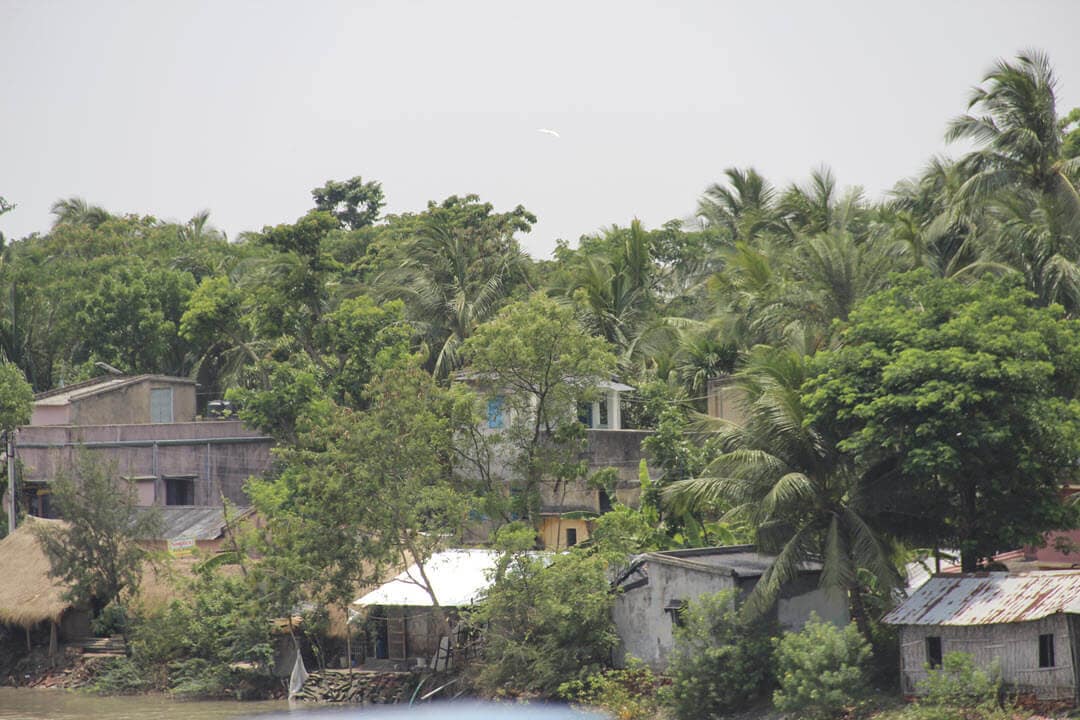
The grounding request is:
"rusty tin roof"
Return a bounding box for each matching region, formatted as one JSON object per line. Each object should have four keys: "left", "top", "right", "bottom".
{"left": 884, "top": 571, "right": 1080, "bottom": 626}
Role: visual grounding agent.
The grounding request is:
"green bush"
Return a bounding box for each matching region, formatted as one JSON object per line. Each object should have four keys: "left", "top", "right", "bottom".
{"left": 772, "top": 615, "right": 873, "bottom": 719}
{"left": 90, "top": 602, "right": 129, "bottom": 637}
{"left": 117, "top": 570, "right": 274, "bottom": 697}
{"left": 917, "top": 651, "right": 1000, "bottom": 707}
{"left": 469, "top": 524, "right": 619, "bottom": 697}
{"left": 664, "top": 589, "right": 776, "bottom": 720}
{"left": 892, "top": 651, "right": 1010, "bottom": 720}
{"left": 86, "top": 657, "right": 151, "bottom": 695}
{"left": 559, "top": 659, "right": 669, "bottom": 720}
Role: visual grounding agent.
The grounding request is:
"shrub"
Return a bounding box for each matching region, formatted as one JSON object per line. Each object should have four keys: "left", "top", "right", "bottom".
{"left": 772, "top": 615, "right": 873, "bottom": 719}
{"left": 664, "top": 589, "right": 776, "bottom": 720}
{"left": 917, "top": 651, "right": 1000, "bottom": 707}
{"left": 86, "top": 657, "right": 150, "bottom": 695}
{"left": 894, "top": 651, "right": 1010, "bottom": 720}
{"left": 559, "top": 659, "right": 669, "bottom": 720}
{"left": 469, "top": 529, "right": 619, "bottom": 697}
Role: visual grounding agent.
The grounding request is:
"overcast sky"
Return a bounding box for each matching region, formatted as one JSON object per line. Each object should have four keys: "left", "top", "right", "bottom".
{"left": 2, "top": 1, "right": 1078, "bottom": 257}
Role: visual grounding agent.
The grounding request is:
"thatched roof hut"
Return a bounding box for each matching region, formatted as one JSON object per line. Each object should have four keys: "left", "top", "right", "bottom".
{"left": 0, "top": 517, "right": 73, "bottom": 629}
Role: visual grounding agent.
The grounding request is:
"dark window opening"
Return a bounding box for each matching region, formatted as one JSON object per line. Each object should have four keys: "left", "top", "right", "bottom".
{"left": 1040, "top": 633, "right": 1056, "bottom": 668}
{"left": 665, "top": 599, "right": 688, "bottom": 628}
{"left": 578, "top": 403, "right": 593, "bottom": 427}
{"left": 926, "top": 636, "right": 942, "bottom": 668}
{"left": 566, "top": 528, "right": 578, "bottom": 547}
{"left": 599, "top": 489, "right": 614, "bottom": 513}
{"left": 165, "top": 477, "right": 195, "bottom": 506}
{"left": 597, "top": 399, "right": 609, "bottom": 428}
{"left": 26, "top": 488, "right": 52, "bottom": 519}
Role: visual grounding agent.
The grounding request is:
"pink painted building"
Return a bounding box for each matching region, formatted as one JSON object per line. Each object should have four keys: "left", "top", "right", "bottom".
{"left": 5, "top": 375, "right": 273, "bottom": 521}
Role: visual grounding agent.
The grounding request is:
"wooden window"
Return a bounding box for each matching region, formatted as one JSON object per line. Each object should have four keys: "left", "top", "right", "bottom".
{"left": 1039, "top": 633, "right": 1055, "bottom": 668}
{"left": 926, "top": 636, "right": 943, "bottom": 668}
{"left": 566, "top": 528, "right": 578, "bottom": 547}
{"left": 150, "top": 387, "right": 174, "bottom": 423}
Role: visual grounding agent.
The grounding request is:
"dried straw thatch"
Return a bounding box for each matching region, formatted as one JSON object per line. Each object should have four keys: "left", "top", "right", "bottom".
{"left": 0, "top": 517, "right": 73, "bottom": 629}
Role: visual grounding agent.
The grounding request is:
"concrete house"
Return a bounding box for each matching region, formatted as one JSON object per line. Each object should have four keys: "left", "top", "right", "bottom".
{"left": 467, "top": 374, "right": 656, "bottom": 549}
{"left": 612, "top": 546, "right": 849, "bottom": 670}
{"left": 884, "top": 572, "right": 1080, "bottom": 703}
{"left": 5, "top": 374, "right": 272, "bottom": 523}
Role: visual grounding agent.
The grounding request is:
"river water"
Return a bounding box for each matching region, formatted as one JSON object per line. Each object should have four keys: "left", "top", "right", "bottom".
{"left": 0, "top": 688, "right": 290, "bottom": 719}
{"left": 0, "top": 689, "right": 606, "bottom": 719}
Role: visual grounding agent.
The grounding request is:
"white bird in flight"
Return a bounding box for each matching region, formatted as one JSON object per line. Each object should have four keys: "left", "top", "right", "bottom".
{"left": 536, "top": 128, "right": 561, "bottom": 138}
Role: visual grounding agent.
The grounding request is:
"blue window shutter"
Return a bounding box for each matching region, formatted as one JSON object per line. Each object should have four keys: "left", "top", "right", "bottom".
{"left": 487, "top": 396, "right": 505, "bottom": 429}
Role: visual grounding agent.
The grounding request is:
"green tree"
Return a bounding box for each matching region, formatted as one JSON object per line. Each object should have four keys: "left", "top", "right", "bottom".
{"left": 698, "top": 167, "right": 781, "bottom": 242}
{"left": 462, "top": 294, "right": 617, "bottom": 524}
{"left": 250, "top": 358, "right": 477, "bottom": 647}
{"left": 310, "top": 175, "right": 385, "bottom": 230}
{"left": 665, "top": 345, "right": 900, "bottom": 628}
{"left": 805, "top": 272, "right": 1080, "bottom": 572}
{"left": 948, "top": 50, "right": 1078, "bottom": 204}
{"left": 470, "top": 523, "right": 618, "bottom": 697}
{"left": 0, "top": 363, "right": 33, "bottom": 536}
{"left": 374, "top": 195, "right": 534, "bottom": 377}
{"left": 0, "top": 362, "right": 33, "bottom": 431}
{"left": 72, "top": 260, "right": 196, "bottom": 374}
{"left": 665, "top": 589, "right": 776, "bottom": 720}
{"left": 772, "top": 617, "right": 873, "bottom": 720}
{"left": 33, "top": 456, "right": 163, "bottom": 621}
{"left": 50, "top": 197, "right": 111, "bottom": 229}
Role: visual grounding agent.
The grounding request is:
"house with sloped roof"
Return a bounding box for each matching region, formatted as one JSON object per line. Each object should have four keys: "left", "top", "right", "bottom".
{"left": 352, "top": 549, "right": 504, "bottom": 669}
{"left": 611, "top": 545, "right": 848, "bottom": 670}
{"left": 5, "top": 374, "right": 272, "bottom": 527}
{"left": 884, "top": 571, "right": 1080, "bottom": 702}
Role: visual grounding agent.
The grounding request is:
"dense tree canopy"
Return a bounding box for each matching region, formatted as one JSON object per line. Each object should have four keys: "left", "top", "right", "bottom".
{"left": 4, "top": 49, "right": 1080, "bottom": 654}
{"left": 805, "top": 273, "right": 1080, "bottom": 571}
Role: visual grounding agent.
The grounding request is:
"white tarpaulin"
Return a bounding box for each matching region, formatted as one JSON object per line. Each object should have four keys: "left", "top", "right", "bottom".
{"left": 353, "top": 549, "right": 502, "bottom": 608}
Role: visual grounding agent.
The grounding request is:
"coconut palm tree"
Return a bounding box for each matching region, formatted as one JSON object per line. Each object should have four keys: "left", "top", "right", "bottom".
{"left": 377, "top": 216, "right": 528, "bottom": 377}
{"left": 563, "top": 220, "right": 656, "bottom": 361}
{"left": 698, "top": 167, "right": 783, "bottom": 243}
{"left": 948, "top": 50, "right": 1080, "bottom": 214}
{"left": 50, "top": 197, "right": 111, "bottom": 229}
{"left": 664, "top": 346, "right": 900, "bottom": 632}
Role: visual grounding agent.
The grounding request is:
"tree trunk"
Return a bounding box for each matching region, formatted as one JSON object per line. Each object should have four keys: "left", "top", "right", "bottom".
{"left": 848, "top": 584, "right": 872, "bottom": 642}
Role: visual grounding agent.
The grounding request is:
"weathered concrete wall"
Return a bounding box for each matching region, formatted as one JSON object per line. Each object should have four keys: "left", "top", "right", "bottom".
{"left": 69, "top": 379, "right": 196, "bottom": 425}
{"left": 584, "top": 429, "right": 655, "bottom": 490}
{"left": 29, "top": 405, "right": 70, "bottom": 426}
{"left": 613, "top": 562, "right": 738, "bottom": 670}
{"left": 16, "top": 420, "right": 272, "bottom": 506}
{"left": 898, "top": 616, "right": 1076, "bottom": 701}
{"left": 613, "top": 564, "right": 848, "bottom": 671}
{"left": 778, "top": 585, "right": 849, "bottom": 630}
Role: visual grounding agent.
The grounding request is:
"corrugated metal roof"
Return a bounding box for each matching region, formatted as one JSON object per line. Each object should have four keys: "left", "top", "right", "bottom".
{"left": 142, "top": 505, "right": 251, "bottom": 541}
{"left": 883, "top": 571, "right": 1080, "bottom": 626}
